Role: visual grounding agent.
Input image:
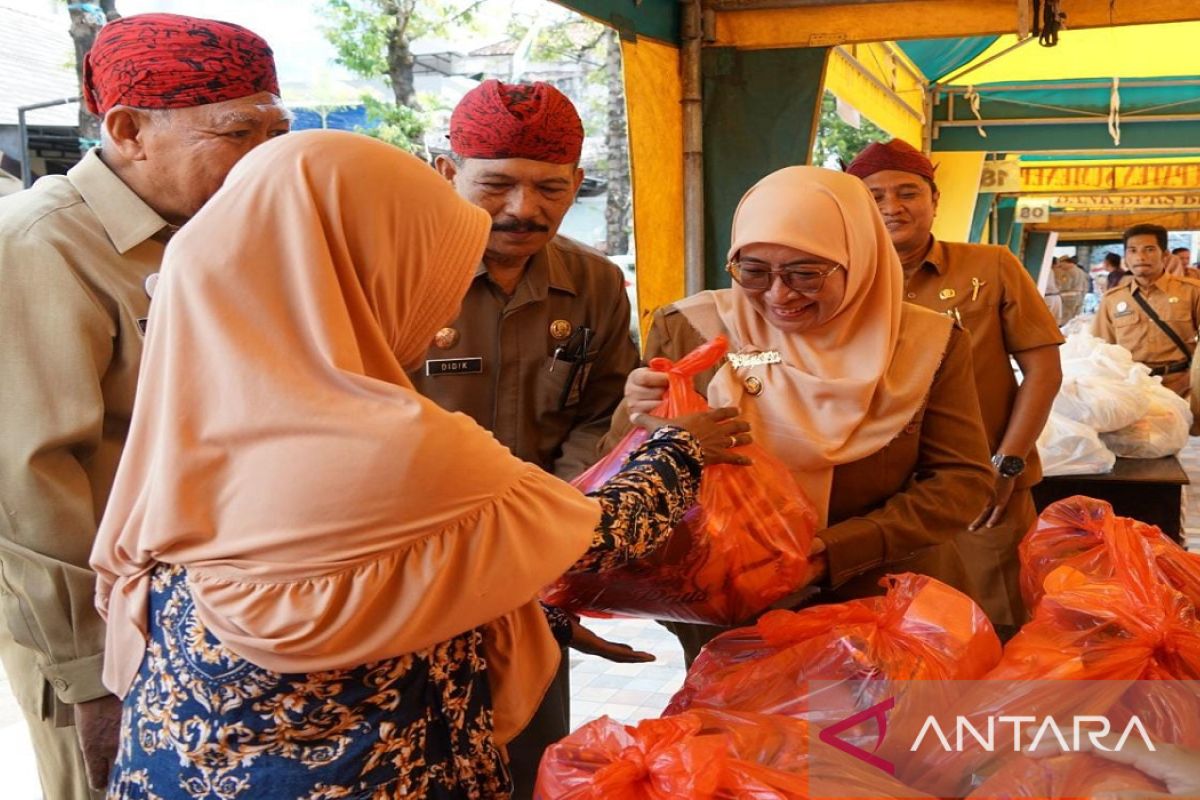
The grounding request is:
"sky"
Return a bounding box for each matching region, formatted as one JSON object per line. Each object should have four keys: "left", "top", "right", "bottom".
{"left": 11, "top": 0, "right": 346, "bottom": 84}
{"left": 9, "top": 0, "right": 575, "bottom": 87}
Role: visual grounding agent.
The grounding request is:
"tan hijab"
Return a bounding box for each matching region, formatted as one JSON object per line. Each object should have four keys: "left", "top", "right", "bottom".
{"left": 677, "top": 166, "right": 952, "bottom": 524}
{"left": 90, "top": 130, "right": 598, "bottom": 743}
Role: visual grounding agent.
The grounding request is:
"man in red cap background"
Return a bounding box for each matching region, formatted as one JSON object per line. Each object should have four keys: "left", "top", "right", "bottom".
{"left": 0, "top": 14, "right": 289, "bottom": 797}
{"left": 410, "top": 79, "right": 640, "bottom": 798}
{"left": 848, "top": 138, "right": 1063, "bottom": 639}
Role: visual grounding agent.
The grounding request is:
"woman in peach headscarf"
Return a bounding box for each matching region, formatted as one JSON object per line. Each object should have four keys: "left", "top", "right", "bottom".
{"left": 89, "top": 130, "right": 743, "bottom": 799}
{"left": 610, "top": 166, "right": 994, "bottom": 664}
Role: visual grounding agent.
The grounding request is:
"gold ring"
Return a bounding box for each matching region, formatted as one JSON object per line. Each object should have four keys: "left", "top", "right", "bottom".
{"left": 728, "top": 434, "right": 738, "bottom": 449}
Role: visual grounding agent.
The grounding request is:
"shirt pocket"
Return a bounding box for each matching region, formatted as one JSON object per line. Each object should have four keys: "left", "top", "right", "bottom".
{"left": 1113, "top": 311, "right": 1141, "bottom": 330}
{"left": 1161, "top": 306, "right": 1197, "bottom": 348}
{"left": 537, "top": 351, "right": 597, "bottom": 413}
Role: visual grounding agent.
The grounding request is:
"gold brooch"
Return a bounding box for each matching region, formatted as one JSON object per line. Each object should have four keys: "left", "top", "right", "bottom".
{"left": 727, "top": 350, "right": 782, "bottom": 369}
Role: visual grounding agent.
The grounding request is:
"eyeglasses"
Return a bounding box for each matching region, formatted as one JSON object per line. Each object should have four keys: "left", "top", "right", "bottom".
{"left": 726, "top": 259, "right": 845, "bottom": 294}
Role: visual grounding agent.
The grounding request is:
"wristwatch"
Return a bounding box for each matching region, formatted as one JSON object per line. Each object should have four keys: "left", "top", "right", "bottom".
{"left": 991, "top": 453, "right": 1026, "bottom": 479}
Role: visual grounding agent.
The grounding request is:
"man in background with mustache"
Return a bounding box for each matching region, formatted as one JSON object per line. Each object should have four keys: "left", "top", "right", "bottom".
{"left": 414, "top": 79, "right": 640, "bottom": 800}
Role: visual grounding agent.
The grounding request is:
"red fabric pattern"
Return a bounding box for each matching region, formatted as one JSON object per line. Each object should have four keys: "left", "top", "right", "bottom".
{"left": 449, "top": 79, "right": 584, "bottom": 164}
{"left": 83, "top": 13, "right": 279, "bottom": 115}
{"left": 846, "top": 138, "right": 937, "bottom": 182}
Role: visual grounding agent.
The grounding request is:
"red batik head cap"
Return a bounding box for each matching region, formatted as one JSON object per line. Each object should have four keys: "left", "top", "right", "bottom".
{"left": 449, "top": 79, "right": 584, "bottom": 165}
{"left": 82, "top": 13, "right": 280, "bottom": 116}
{"left": 845, "top": 138, "right": 937, "bottom": 182}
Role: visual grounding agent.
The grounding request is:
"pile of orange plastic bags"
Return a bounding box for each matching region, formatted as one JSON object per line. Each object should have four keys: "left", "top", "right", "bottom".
{"left": 665, "top": 573, "right": 1001, "bottom": 722}
{"left": 534, "top": 709, "right": 928, "bottom": 799}
{"left": 1020, "top": 495, "right": 1200, "bottom": 612}
{"left": 539, "top": 494, "right": 1200, "bottom": 798}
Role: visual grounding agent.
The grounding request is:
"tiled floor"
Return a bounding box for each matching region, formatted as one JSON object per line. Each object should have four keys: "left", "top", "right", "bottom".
{"left": 4, "top": 441, "right": 1200, "bottom": 799}
{"left": 565, "top": 617, "right": 687, "bottom": 731}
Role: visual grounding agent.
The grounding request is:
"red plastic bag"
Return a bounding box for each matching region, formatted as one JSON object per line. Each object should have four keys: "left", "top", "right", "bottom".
{"left": 665, "top": 574, "right": 1001, "bottom": 720}
{"left": 542, "top": 337, "right": 817, "bottom": 626}
{"left": 966, "top": 753, "right": 1166, "bottom": 799}
{"left": 534, "top": 709, "right": 927, "bottom": 799}
{"left": 1020, "top": 496, "right": 1200, "bottom": 613}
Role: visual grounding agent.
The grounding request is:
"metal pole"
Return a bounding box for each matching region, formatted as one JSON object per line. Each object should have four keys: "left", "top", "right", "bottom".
{"left": 939, "top": 78, "right": 1200, "bottom": 94}
{"left": 681, "top": 0, "right": 705, "bottom": 295}
{"left": 936, "top": 112, "right": 1200, "bottom": 128}
{"left": 16, "top": 96, "right": 82, "bottom": 189}
{"left": 17, "top": 107, "right": 29, "bottom": 188}
{"left": 940, "top": 35, "right": 1035, "bottom": 87}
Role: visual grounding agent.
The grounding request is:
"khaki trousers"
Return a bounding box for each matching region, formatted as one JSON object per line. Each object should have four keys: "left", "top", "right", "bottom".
{"left": 0, "top": 629, "right": 103, "bottom": 800}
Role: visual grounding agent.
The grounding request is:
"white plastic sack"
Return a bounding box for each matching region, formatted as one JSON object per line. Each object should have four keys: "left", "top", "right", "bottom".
{"left": 1052, "top": 375, "right": 1145, "bottom": 433}
{"left": 1101, "top": 389, "right": 1192, "bottom": 459}
{"left": 1060, "top": 314, "right": 1094, "bottom": 338}
{"left": 1058, "top": 332, "right": 1147, "bottom": 383}
{"left": 1037, "top": 412, "right": 1116, "bottom": 476}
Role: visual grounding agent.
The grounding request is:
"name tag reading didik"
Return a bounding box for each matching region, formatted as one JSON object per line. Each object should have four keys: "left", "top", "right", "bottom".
{"left": 425, "top": 357, "right": 483, "bottom": 377}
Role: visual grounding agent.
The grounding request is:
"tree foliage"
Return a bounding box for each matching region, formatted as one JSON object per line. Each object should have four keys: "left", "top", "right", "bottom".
{"left": 812, "top": 90, "right": 889, "bottom": 169}
{"left": 62, "top": 0, "right": 120, "bottom": 142}
{"left": 320, "top": 0, "right": 479, "bottom": 153}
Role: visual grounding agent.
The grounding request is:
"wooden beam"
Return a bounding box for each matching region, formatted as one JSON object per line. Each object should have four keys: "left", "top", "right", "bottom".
{"left": 713, "top": 0, "right": 1200, "bottom": 49}
{"left": 1029, "top": 209, "right": 1200, "bottom": 233}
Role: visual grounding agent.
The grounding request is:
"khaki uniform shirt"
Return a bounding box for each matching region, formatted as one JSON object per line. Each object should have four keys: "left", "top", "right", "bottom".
{"left": 409, "top": 236, "right": 638, "bottom": 480}
{"left": 0, "top": 150, "right": 169, "bottom": 716}
{"left": 605, "top": 302, "right": 993, "bottom": 601}
{"left": 1093, "top": 274, "right": 1200, "bottom": 394}
{"left": 904, "top": 240, "right": 1065, "bottom": 490}
{"left": 1052, "top": 264, "right": 1088, "bottom": 322}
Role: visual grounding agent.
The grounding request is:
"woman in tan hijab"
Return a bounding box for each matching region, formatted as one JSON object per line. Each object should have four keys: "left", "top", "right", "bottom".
{"left": 89, "top": 130, "right": 743, "bottom": 799}
{"left": 612, "top": 166, "right": 994, "bottom": 664}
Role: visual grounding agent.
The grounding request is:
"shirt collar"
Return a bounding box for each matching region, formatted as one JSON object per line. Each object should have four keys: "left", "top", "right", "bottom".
{"left": 472, "top": 238, "right": 579, "bottom": 298}
{"left": 918, "top": 236, "right": 946, "bottom": 276}
{"left": 67, "top": 149, "right": 172, "bottom": 255}
{"left": 1133, "top": 273, "right": 1171, "bottom": 296}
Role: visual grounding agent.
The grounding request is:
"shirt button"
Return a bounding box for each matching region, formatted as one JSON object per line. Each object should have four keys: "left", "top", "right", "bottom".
{"left": 52, "top": 678, "right": 68, "bottom": 691}
{"left": 906, "top": 292, "right": 916, "bottom": 299}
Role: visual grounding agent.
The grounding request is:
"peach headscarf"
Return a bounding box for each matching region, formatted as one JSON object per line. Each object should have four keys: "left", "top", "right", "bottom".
{"left": 677, "top": 166, "right": 952, "bottom": 525}
{"left": 90, "top": 130, "right": 598, "bottom": 743}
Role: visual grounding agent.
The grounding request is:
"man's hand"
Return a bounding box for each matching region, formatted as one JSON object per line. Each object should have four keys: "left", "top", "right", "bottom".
{"left": 1164, "top": 252, "right": 1188, "bottom": 277}
{"left": 74, "top": 693, "right": 123, "bottom": 790}
{"left": 970, "top": 474, "right": 1017, "bottom": 530}
{"left": 624, "top": 368, "right": 669, "bottom": 417}
{"left": 569, "top": 619, "right": 655, "bottom": 663}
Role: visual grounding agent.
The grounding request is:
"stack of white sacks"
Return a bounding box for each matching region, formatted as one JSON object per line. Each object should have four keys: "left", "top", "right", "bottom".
{"left": 1037, "top": 331, "right": 1193, "bottom": 475}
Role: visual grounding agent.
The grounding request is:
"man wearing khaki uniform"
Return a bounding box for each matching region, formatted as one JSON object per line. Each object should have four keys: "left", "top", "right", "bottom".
{"left": 848, "top": 139, "right": 1064, "bottom": 638}
{"left": 1095, "top": 224, "right": 1200, "bottom": 398}
{"left": 413, "top": 80, "right": 639, "bottom": 799}
{"left": 0, "top": 14, "right": 288, "bottom": 797}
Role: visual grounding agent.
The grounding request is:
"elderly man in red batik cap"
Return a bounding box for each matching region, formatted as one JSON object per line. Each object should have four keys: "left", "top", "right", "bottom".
{"left": 0, "top": 14, "right": 288, "bottom": 797}
{"left": 410, "top": 80, "right": 640, "bottom": 799}
{"left": 847, "top": 139, "right": 1063, "bottom": 640}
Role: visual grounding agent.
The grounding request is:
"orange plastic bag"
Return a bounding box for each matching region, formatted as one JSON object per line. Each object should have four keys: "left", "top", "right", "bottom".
{"left": 966, "top": 754, "right": 1166, "bottom": 799}
{"left": 542, "top": 337, "right": 817, "bottom": 626}
{"left": 903, "top": 520, "right": 1200, "bottom": 796}
{"left": 534, "top": 709, "right": 928, "bottom": 799}
{"left": 1019, "top": 496, "right": 1200, "bottom": 613}
{"left": 665, "top": 573, "right": 1001, "bottom": 720}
